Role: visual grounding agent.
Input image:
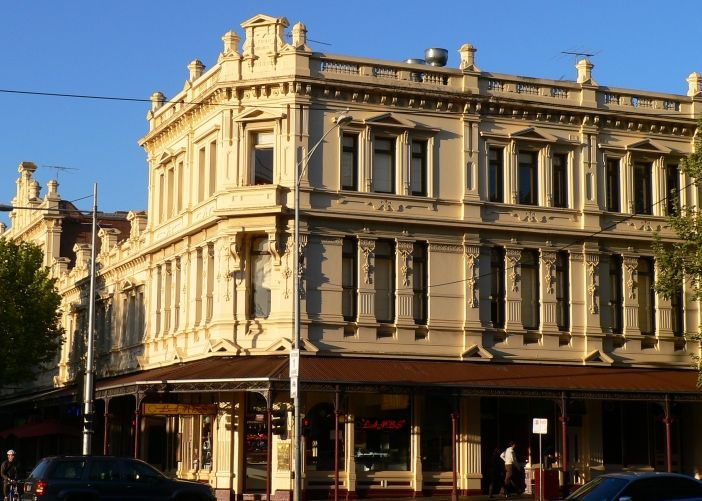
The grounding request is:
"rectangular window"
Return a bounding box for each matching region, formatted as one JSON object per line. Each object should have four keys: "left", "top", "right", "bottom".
{"left": 341, "top": 134, "right": 359, "bottom": 191}
{"left": 637, "top": 257, "right": 655, "bottom": 335}
{"left": 166, "top": 167, "right": 174, "bottom": 218}
{"left": 253, "top": 132, "right": 274, "bottom": 185}
{"left": 155, "top": 265, "right": 162, "bottom": 334}
{"left": 412, "top": 242, "right": 428, "bottom": 325}
{"left": 176, "top": 160, "right": 184, "bottom": 213}
{"left": 206, "top": 244, "right": 214, "bottom": 322}
{"left": 195, "top": 248, "right": 203, "bottom": 325}
{"left": 209, "top": 140, "right": 217, "bottom": 196}
{"left": 174, "top": 258, "right": 181, "bottom": 331}
{"left": 198, "top": 147, "right": 206, "bottom": 202}
{"left": 552, "top": 153, "right": 568, "bottom": 208}
{"left": 374, "top": 240, "right": 395, "bottom": 323}
{"left": 666, "top": 163, "right": 680, "bottom": 215}
{"left": 488, "top": 147, "right": 504, "bottom": 203}
{"left": 556, "top": 251, "right": 569, "bottom": 331}
{"left": 633, "top": 162, "right": 653, "bottom": 215}
{"left": 342, "top": 237, "right": 357, "bottom": 321}
{"left": 158, "top": 173, "right": 165, "bottom": 223}
{"left": 671, "top": 288, "right": 684, "bottom": 337}
{"left": 490, "top": 247, "right": 505, "bottom": 329}
{"left": 609, "top": 255, "right": 623, "bottom": 334}
{"left": 372, "top": 138, "right": 396, "bottom": 194}
{"left": 521, "top": 250, "right": 540, "bottom": 329}
{"left": 410, "top": 140, "right": 428, "bottom": 196}
{"left": 606, "top": 159, "right": 621, "bottom": 212}
{"left": 164, "top": 262, "right": 172, "bottom": 333}
{"left": 251, "top": 238, "right": 272, "bottom": 319}
{"left": 518, "top": 151, "right": 538, "bottom": 205}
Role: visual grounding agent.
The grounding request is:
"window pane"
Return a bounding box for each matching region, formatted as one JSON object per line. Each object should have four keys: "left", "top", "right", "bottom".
{"left": 634, "top": 162, "right": 652, "bottom": 214}
{"left": 410, "top": 141, "right": 427, "bottom": 196}
{"left": 521, "top": 250, "right": 540, "bottom": 329}
{"left": 252, "top": 238, "right": 271, "bottom": 319}
{"left": 374, "top": 240, "right": 395, "bottom": 323}
{"left": 606, "top": 159, "right": 621, "bottom": 212}
{"left": 491, "top": 248, "right": 505, "bottom": 328}
{"left": 637, "top": 258, "right": 655, "bottom": 335}
{"left": 488, "top": 147, "right": 504, "bottom": 203}
{"left": 412, "top": 242, "right": 427, "bottom": 324}
{"left": 610, "top": 256, "right": 623, "bottom": 334}
{"left": 342, "top": 238, "right": 357, "bottom": 321}
{"left": 372, "top": 138, "right": 395, "bottom": 193}
{"left": 254, "top": 148, "right": 274, "bottom": 185}
{"left": 556, "top": 252, "right": 569, "bottom": 330}
{"left": 666, "top": 164, "right": 680, "bottom": 215}
{"left": 353, "top": 393, "right": 410, "bottom": 472}
{"left": 518, "top": 152, "right": 537, "bottom": 205}
{"left": 552, "top": 154, "right": 568, "bottom": 208}
{"left": 341, "top": 134, "right": 358, "bottom": 191}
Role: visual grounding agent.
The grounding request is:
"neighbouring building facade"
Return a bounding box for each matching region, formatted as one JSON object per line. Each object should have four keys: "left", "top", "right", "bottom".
{"left": 2, "top": 12, "right": 702, "bottom": 500}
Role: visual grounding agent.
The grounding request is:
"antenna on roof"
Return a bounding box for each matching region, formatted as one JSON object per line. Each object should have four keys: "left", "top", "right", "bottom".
{"left": 40, "top": 164, "right": 79, "bottom": 180}
{"left": 285, "top": 32, "right": 332, "bottom": 46}
{"left": 561, "top": 51, "right": 595, "bottom": 58}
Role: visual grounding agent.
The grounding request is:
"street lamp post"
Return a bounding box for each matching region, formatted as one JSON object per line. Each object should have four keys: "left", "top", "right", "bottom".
{"left": 292, "top": 113, "right": 352, "bottom": 501}
{"left": 0, "top": 183, "right": 99, "bottom": 455}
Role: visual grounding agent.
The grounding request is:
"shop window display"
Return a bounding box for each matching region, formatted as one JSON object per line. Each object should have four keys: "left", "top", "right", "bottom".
{"left": 420, "top": 395, "right": 453, "bottom": 471}
{"left": 304, "top": 402, "right": 345, "bottom": 471}
{"left": 352, "top": 393, "right": 410, "bottom": 472}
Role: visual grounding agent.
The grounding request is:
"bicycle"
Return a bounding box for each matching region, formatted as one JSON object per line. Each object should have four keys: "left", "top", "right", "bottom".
{"left": 6, "top": 479, "right": 22, "bottom": 501}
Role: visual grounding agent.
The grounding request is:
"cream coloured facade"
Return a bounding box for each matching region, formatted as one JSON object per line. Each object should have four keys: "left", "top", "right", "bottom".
{"left": 2, "top": 12, "right": 702, "bottom": 500}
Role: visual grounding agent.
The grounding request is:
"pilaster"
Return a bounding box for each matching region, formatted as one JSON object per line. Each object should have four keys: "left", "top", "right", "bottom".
{"left": 622, "top": 254, "right": 640, "bottom": 337}
{"left": 504, "top": 247, "right": 523, "bottom": 334}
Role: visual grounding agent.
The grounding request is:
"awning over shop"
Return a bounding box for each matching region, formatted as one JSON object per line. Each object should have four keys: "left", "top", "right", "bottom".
{"left": 93, "top": 355, "right": 702, "bottom": 401}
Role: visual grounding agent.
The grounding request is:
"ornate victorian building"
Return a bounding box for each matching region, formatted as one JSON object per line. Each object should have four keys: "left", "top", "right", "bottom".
{"left": 2, "top": 12, "right": 702, "bottom": 500}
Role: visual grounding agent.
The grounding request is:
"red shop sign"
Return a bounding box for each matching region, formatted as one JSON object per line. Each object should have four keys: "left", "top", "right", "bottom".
{"left": 358, "top": 418, "right": 407, "bottom": 430}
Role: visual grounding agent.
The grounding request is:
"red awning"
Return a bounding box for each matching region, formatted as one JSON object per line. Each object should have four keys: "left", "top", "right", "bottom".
{"left": 0, "top": 420, "right": 79, "bottom": 439}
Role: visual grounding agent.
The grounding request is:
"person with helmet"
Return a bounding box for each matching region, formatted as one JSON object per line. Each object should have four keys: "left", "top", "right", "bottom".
{"left": 0, "top": 450, "right": 20, "bottom": 500}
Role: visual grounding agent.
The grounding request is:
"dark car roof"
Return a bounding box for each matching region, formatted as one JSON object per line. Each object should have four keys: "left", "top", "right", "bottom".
{"left": 599, "top": 472, "right": 699, "bottom": 480}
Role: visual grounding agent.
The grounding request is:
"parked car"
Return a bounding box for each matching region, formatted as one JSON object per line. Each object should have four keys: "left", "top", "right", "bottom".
{"left": 21, "top": 455, "right": 216, "bottom": 501}
{"left": 566, "top": 472, "right": 702, "bottom": 501}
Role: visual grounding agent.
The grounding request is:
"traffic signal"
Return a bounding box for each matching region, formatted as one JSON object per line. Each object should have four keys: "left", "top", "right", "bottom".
{"left": 302, "top": 417, "right": 311, "bottom": 439}
{"left": 271, "top": 408, "right": 288, "bottom": 437}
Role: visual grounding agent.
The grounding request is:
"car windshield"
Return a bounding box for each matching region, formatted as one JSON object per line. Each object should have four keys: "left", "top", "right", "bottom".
{"left": 567, "top": 476, "right": 628, "bottom": 501}
{"left": 28, "top": 458, "right": 51, "bottom": 479}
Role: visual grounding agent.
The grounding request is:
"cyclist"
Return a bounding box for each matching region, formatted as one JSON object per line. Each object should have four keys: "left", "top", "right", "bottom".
{"left": 0, "top": 450, "right": 20, "bottom": 500}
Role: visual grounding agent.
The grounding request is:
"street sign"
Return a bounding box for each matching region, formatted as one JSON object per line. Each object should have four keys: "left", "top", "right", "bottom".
{"left": 289, "top": 349, "right": 300, "bottom": 378}
{"left": 533, "top": 418, "right": 548, "bottom": 434}
{"left": 290, "top": 376, "right": 298, "bottom": 399}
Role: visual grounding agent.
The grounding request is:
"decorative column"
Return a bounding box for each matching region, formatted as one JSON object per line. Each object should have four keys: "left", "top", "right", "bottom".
{"left": 504, "top": 247, "right": 523, "bottom": 335}
{"left": 396, "top": 240, "right": 415, "bottom": 326}
{"left": 540, "top": 249, "right": 559, "bottom": 339}
{"left": 356, "top": 239, "right": 376, "bottom": 337}
{"left": 543, "top": 145, "right": 552, "bottom": 207}
{"left": 583, "top": 250, "right": 604, "bottom": 352}
{"left": 622, "top": 254, "right": 640, "bottom": 337}
{"left": 463, "top": 242, "right": 482, "bottom": 341}
{"left": 508, "top": 141, "right": 518, "bottom": 204}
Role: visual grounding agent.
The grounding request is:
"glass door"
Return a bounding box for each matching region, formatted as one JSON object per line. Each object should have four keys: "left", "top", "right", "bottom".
{"left": 245, "top": 394, "right": 268, "bottom": 491}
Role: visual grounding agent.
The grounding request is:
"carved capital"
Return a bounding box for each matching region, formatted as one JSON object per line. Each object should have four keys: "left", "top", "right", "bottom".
{"left": 541, "top": 250, "right": 557, "bottom": 295}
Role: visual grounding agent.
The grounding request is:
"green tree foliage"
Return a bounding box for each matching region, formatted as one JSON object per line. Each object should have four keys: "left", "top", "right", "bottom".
{"left": 653, "top": 120, "right": 702, "bottom": 379}
{"left": 0, "top": 238, "right": 64, "bottom": 385}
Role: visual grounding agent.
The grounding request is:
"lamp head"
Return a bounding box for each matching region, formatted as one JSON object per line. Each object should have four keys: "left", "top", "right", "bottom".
{"left": 333, "top": 114, "right": 353, "bottom": 126}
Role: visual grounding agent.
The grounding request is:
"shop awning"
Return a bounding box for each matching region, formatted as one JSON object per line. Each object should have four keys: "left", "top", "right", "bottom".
{"left": 93, "top": 355, "right": 702, "bottom": 401}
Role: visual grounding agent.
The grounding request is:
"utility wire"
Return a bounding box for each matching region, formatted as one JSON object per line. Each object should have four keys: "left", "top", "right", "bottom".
{"left": 0, "top": 87, "right": 699, "bottom": 121}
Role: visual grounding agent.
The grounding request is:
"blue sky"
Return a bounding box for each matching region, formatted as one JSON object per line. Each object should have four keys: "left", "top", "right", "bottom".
{"left": 1, "top": 0, "right": 700, "bottom": 224}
